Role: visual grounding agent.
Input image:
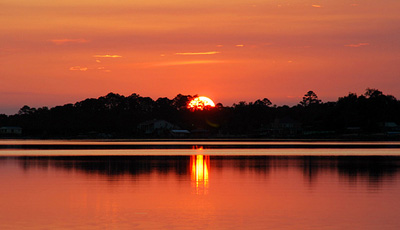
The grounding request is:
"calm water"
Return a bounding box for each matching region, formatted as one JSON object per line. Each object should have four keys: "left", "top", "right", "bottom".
{"left": 1, "top": 141, "right": 400, "bottom": 229}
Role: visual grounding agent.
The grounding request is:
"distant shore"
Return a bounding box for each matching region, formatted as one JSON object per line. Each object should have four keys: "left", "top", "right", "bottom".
{"left": 1, "top": 139, "right": 400, "bottom": 150}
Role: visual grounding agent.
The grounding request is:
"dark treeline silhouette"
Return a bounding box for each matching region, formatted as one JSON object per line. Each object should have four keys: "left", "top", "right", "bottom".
{"left": 1, "top": 88, "right": 400, "bottom": 139}
{"left": 5, "top": 156, "right": 400, "bottom": 185}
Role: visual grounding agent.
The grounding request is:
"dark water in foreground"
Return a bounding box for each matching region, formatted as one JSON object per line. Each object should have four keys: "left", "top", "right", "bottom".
{"left": 1, "top": 154, "right": 400, "bottom": 230}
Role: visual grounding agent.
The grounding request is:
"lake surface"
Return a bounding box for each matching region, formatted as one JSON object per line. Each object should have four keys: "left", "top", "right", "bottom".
{"left": 1, "top": 141, "right": 400, "bottom": 229}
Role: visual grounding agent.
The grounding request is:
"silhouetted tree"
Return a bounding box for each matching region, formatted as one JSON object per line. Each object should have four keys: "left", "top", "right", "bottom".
{"left": 300, "top": 91, "right": 321, "bottom": 107}
{"left": 233, "top": 101, "right": 248, "bottom": 108}
{"left": 172, "top": 94, "right": 195, "bottom": 110}
{"left": 253, "top": 98, "right": 272, "bottom": 107}
{"left": 18, "top": 105, "right": 36, "bottom": 115}
{"left": 364, "top": 88, "right": 383, "bottom": 98}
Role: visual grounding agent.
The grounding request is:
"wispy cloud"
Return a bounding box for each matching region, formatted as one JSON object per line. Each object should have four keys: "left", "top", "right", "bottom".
{"left": 97, "top": 67, "right": 111, "bottom": 72}
{"left": 50, "top": 39, "right": 88, "bottom": 45}
{"left": 69, "top": 66, "right": 88, "bottom": 71}
{"left": 93, "top": 55, "right": 122, "bottom": 58}
{"left": 139, "top": 60, "right": 226, "bottom": 68}
{"left": 236, "top": 44, "right": 244, "bottom": 47}
{"left": 345, "top": 43, "right": 370, "bottom": 47}
{"left": 69, "top": 66, "right": 111, "bottom": 72}
{"left": 312, "top": 5, "right": 322, "bottom": 8}
{"left": 175, "top": 51, "right": 220, "bottom": 55}
{"left": 156, "top": 60, "right": 225, "bottom": 67}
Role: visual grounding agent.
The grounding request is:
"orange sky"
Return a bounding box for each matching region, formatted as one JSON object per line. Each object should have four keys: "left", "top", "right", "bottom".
{"left": 1, "top": 0, "right": 400, "bottom": 114}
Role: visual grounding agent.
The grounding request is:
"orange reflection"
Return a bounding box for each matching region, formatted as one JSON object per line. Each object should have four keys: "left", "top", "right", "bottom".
{"left": 192, "top": 145, "right": 204, "bottom": 150}
{"left": 190, "top": 155, "right": 210, "bottom": 194}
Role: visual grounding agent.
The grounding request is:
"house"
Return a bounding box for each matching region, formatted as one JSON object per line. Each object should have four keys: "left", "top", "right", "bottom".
{"left": 269, "top": 117, "right": 302, "bottom": 137}
{"left": 0, "top": 126, "right": 22, "bottom": 135}
{"left": 137, "top": 119, "right": 178, "bottom": 135}
{"left": 380, "top": 122, "right": 399, "bottom": 131}
{"left": 380, "top": 122, "right": 400, "bottom": 136}
{"left": 170, "top": 129, "right": 191, "bottom": 138}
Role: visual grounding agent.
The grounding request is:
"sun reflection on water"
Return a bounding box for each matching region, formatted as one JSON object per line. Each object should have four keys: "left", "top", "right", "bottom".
{"left": 190, "top": 153, "right": 210, "bottom": 195}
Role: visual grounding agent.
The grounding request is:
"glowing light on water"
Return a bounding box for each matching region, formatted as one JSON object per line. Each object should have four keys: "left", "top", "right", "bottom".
{"left": 190, "top": 154, "right": 210, "bottom": 194}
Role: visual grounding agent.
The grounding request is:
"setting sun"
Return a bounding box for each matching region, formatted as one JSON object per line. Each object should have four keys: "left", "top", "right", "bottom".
{"left": 188, "top": 96, "right": 216, "bottom": 111}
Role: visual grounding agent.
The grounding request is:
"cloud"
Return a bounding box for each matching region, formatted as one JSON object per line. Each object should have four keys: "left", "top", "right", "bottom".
{"left": 93, "top": 55, "right": 122, "bottom": 58}
{"left": 50, "top": 39, "right": 88, "bottom": 45}
{"left": 345, "top": 43, "right": 370, "bottom": 47}
{"left": 312, "top": 5, "right": 322, "bottom": 8}
{"left": 175, "top": 51, "right": 220, "bottom": 55}
{"left": 156, "top": 60, "right": 225, "bottom": 66}
{"left": 69, "top": 66, "right": 88, "bottom": 71}
{"left": 69, "top": 66, "right": 111, "bottom": 72}
{"left": 236, "top": 44, "right": 244, "bottom": 47}
{"left": 139, "top": 60, "right": 226, "bottom": 68}
{"left": 97, "top": 67, "right": 111, "bottom": 72}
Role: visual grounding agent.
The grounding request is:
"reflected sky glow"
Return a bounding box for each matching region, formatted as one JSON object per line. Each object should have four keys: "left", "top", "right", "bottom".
{"left": 1, "top": 140, "right": 400, "bottom": 156}
{"left": 1, "top": 155, "right": 400, "bottom": 229}
{"left": 2, "top": 140, "right": 400, "bottom": 145}
{"left": 1, "top": 148, "right": 400, "bottom": 156}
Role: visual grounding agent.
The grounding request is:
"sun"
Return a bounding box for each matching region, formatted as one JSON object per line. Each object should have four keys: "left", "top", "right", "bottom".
{"left": 188, "top": 96, "right": 216, "bottom": 111}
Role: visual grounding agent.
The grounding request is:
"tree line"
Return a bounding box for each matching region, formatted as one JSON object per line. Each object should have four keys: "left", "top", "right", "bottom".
{"left": 1, "top": 88, "right": 399, "bottom": 139}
